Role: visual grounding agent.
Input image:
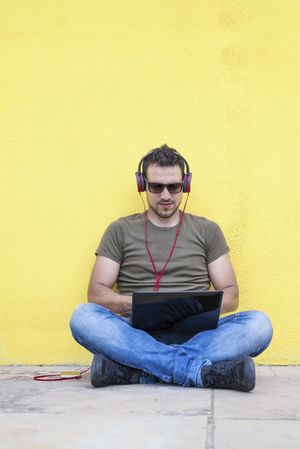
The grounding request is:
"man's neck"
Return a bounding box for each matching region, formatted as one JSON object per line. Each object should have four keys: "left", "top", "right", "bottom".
{"left": 146, "top": 209, "right": 180, "bottom": 227}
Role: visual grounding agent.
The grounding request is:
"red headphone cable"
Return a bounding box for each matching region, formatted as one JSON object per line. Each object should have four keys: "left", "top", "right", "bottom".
{"left": 140, "top": 192, "right": 190, "bottom": 291}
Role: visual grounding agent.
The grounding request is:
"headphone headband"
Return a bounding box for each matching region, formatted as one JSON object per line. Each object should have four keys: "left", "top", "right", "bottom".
{"left": 137, "top": 154, "right": 191, "bottom": 177}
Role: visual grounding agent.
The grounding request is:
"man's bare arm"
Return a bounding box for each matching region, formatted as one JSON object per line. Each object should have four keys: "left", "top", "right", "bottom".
{"left": 87, "top": 256, "right": 132, "bottom": 314}
{"left": 208, "top": 253, "right": 239, "bottom": 314}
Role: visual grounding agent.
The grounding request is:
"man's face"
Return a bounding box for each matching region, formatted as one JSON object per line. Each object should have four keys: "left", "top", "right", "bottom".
{"left": 145, "top": 164, "right": 183, "bottom": 220}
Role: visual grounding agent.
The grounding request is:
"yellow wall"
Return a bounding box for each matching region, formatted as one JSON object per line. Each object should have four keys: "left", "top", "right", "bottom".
{"left": 1, "top": 0, "right": 299, "bottom": 365}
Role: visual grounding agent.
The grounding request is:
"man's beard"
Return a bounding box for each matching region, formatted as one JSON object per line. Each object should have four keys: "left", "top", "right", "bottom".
{"left": 148, "top": 201, "right": 180, "bottom": 219}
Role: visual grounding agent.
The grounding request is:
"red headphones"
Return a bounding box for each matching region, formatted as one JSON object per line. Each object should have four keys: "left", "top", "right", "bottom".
{"left": 135, "top": 151, "right": 192, "bottom": 193}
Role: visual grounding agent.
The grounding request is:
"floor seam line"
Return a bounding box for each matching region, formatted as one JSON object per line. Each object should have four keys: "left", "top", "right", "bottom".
{"left": 269, "top": 366, "right": 278, "bottom": 376}
{"left": 214, "top": 417, "right": 300, "bottom": 422}
{"left": 205, "top": 389, "right": 215, "bottom": 449}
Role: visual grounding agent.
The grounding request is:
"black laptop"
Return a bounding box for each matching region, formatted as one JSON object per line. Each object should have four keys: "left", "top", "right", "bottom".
{"left": 132, "top": 290, "right": 223, "bottom": 344}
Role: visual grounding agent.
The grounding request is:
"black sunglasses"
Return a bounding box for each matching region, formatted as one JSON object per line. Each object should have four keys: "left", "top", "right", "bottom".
{"left": 146, "top": 182, "right": 183, "bottom": 194}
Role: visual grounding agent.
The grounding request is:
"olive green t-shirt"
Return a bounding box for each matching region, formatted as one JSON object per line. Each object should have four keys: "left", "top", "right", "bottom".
{"left": 95, "top": 212, "right": 229, "bottom": 294}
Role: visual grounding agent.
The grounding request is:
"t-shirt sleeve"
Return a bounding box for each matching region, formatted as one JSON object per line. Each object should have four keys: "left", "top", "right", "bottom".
{"left": 95, "top": 220, "right": 124, "bottom": 264}
{"left": 205, "top": 220, "right": 230, "bottom": 264}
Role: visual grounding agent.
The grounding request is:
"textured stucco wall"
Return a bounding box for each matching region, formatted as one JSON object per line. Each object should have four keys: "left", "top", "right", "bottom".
{"left": 1, "top": 0, "right": 299, "bottom": 364}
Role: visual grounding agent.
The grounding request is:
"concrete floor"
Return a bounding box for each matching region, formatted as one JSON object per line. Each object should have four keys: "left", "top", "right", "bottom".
{"left": 0, "top": 365, "right": 299, "bottom": 449}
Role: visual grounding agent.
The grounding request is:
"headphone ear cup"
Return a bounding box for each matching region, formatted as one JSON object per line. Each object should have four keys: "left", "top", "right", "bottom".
{"left": 135, "top": 172, "right": 146, "bottom": 192}
{"left": 183, "top": 173, "right": 192, "bottom": 193}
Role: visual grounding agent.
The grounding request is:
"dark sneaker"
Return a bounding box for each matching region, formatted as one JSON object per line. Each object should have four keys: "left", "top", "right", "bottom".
{"left": 200, "top": 356, "right": 256, "bottom": 392}
{"left": 91, "top": 353, "right": 142, "bottom": 387}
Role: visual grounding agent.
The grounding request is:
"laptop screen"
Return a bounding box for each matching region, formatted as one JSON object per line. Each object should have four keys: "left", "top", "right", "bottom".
{"left": 132, "top": 290, "right": 223, "bottom": 339}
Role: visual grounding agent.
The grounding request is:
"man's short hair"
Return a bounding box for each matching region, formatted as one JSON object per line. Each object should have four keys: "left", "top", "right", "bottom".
{"left": 142, "top": 144, "right": 185, "bottom": 179}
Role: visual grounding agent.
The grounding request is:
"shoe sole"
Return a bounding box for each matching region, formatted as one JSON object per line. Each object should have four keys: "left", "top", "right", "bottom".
{"left": 242, "top": 356, "right": 256, "bottom": 392}
{"left": 91, "top": 353, "right": 110, "bottom": 387}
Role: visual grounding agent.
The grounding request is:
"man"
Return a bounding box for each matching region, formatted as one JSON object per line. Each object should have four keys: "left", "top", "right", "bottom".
{"left": 70, "top": 144, "right": 273, "bottom": 391}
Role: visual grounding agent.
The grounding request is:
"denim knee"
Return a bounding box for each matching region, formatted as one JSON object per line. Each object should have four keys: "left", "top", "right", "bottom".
{"left": 70, "top": 303, "right": 108, "bottom": 340}
{"left": 247, "top": 310, "right": 273, "bottom": 355}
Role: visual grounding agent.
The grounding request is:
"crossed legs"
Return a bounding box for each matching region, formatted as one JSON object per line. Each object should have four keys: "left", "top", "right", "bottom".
{"left": 70, "top": 303, "right": 273, "bottom": 387}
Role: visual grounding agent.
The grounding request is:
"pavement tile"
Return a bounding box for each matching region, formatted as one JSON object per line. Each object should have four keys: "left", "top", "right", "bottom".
{"left": 0, "top": 370, "right": 211, "bottom": 416}
{"left": 214, "top": 419, "right": 300, "bottom": 449}
{"left": 214, "top": 366, "right": 300, "bottom": 420}
{"left": 271, "top": 366, "right": 300, "bottom": 377}
{"left": 255, "top": 366, "right": 275, "bottom": 377}
{"left": 0, "top": 367, "right": 211, "bottom": 449}
{"left": 0, "top": 413, "right": 208, "bottom": 449}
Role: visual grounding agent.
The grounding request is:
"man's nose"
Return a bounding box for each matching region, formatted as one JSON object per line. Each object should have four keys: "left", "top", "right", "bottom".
{"left": 160, "top": 187, "right": 171, "bottom": 199}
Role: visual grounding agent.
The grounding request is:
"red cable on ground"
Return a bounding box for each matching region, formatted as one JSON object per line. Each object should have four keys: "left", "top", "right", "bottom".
{"left": 33, "top": 366, "right": 91, "bottom": 381}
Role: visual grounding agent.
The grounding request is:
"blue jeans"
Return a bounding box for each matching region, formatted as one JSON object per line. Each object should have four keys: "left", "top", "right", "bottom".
{"left": 70, "top": 303, "right": 273, "bottom": 387}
